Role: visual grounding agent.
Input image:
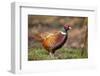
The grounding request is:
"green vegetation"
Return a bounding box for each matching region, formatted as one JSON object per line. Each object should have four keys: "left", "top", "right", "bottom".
{"left": 28, "top": 48, "right": 88, "bottom": 61}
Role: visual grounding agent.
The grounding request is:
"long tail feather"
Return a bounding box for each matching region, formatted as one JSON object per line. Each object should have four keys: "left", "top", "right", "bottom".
{"left": 33, "top": 33, "right": 43, "bottom": 41}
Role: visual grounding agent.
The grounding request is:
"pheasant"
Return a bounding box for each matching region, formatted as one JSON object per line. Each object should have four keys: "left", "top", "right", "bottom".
{"left": 31, "top": 24, "right": 72, "bottom": 57}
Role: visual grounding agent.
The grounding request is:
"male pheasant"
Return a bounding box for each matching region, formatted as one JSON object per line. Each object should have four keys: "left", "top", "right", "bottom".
{"left": 31, "top": 24, "right": 72, "bottom": 57}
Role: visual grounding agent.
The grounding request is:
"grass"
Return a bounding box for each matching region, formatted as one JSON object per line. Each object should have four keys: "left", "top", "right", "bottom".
{"left": 28, "top": 47, "right": 88, "bottom": 61}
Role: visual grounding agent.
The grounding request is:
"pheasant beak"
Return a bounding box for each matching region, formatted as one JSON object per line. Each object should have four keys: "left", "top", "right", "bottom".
{"left": 69, "top": 26, "right": 72, "bottom": 30}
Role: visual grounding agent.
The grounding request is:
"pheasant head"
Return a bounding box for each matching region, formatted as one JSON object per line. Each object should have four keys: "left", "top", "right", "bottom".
{"left": 63, "top": 24, "right": 72, "bottom": 32}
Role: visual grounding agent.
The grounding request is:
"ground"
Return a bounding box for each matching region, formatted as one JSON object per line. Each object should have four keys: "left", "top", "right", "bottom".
{"left": 28, "top": 47, "right": 88, "bottom": 61}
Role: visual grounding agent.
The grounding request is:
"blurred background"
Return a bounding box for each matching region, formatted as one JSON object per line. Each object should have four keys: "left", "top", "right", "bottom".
{"left": 28, "top": 15, "right": 88, "bottom": 60}
{"left": 28, "top": 15, "right": 88, "bottom": 49}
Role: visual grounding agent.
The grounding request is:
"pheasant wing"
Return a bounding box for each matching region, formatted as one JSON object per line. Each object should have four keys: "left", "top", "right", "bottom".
{"left": 43, "top": 31, "right": 66, "bottom": 49}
